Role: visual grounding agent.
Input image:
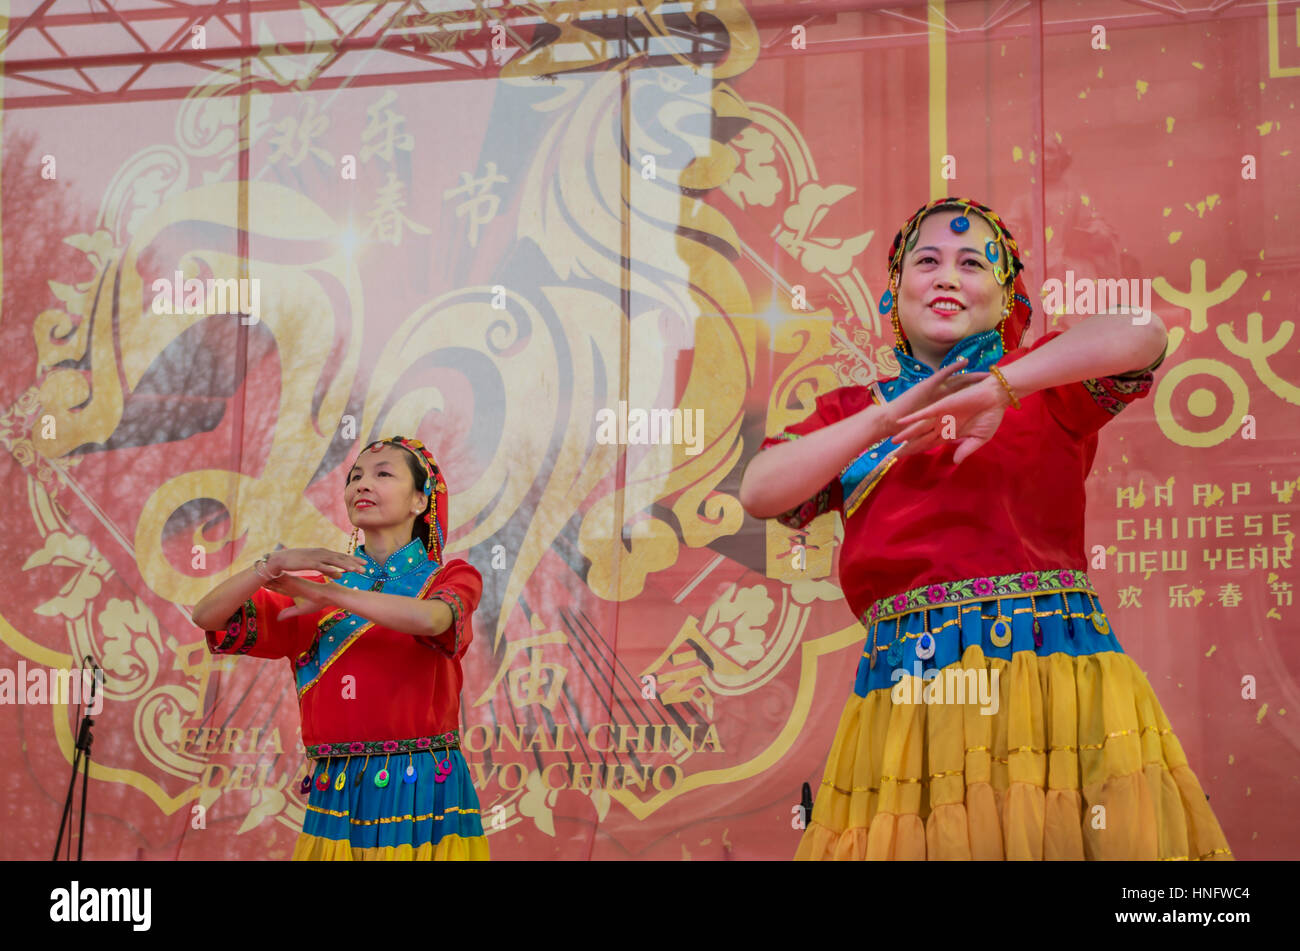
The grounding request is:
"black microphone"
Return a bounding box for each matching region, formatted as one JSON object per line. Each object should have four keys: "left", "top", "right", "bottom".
{"left": 81, "top": 654, "right": 101, "bottom": 705}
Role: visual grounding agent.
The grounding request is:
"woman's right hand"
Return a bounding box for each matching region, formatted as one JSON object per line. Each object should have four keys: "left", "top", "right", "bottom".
{"left": 876, "top": 359, "right": 990, "bottom": 436}
{"left": 265, "top": 548, "right": 368, "bottom": 579}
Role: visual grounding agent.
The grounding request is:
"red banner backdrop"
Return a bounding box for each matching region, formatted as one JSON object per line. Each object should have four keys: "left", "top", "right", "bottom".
{"left": 1, "top": 0, "right": 1296, "bottom": 860}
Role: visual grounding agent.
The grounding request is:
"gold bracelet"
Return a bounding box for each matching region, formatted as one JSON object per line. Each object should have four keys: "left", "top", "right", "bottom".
{"left": 989, "top": 365, "right": 1021, "bottom": 410}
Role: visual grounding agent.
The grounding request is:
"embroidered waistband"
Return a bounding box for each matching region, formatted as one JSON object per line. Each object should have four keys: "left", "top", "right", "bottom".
{"left": 305, "top": 731, "right": 460, "bottom": 759}
{"left": 864, "top": 569, "right": 1099, "bottom": 625}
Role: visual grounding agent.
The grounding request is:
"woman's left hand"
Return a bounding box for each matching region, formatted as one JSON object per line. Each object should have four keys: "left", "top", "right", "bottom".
{"left": 890, "top": 377, "right": 1013, "bottom": 464}
{"left": 263, "top": 574, "right": 342, "bottom": 620}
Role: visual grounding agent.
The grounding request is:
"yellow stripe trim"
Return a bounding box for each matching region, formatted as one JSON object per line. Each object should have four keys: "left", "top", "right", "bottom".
{"left": 306, "top": 803, "right": 481, "bottom": 825}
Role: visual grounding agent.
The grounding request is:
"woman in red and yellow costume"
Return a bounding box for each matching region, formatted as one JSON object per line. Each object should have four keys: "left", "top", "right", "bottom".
{"left": 742, "top": 197, "right": 1232, "bottom": 861}
{"left": 192, "top": 436, "right": 489, "bottom": 860}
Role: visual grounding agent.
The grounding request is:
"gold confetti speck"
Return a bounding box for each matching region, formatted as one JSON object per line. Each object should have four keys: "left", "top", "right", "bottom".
{"left": 1166, "top": 117, "right": 1175, "bottom": 133}
{"left": 1136, "top": 80, "right": 1149, "bottom": 99}
{"left": 1228, "top": 753, "right": 1234, "bottom": 764}
{"left": 1263, "top": 291, "right": 1271, "bottom": 301}
{"left": 1258, "top": 121, "right": 1274, "bottom": 135}
{"left": 1169, "top": 231, "right": 1182, "bottom": 244}
{"left": 1205, "top": 645, "right": 1217, "bottom": 657}
{"left": 1256, "top": 703, "right": 1269, "bottom": 724}
{"left": 1246, "top": 787, "right": 1251, "bottom": 796}
{"left": 1081, "top": 195, "right": 1090, "bottom": 206}
{"left": 1192, "top": 61, "right": 1204, "bottom": 70}
{"left": 1045, "top": 226, "right": 1054, "bottom": 243}
{"left": 1163, "top": 207, "right": 1172, "bottom": 216}
{"left": 1013, "top": 145, "right": 1024, "bottom": 161}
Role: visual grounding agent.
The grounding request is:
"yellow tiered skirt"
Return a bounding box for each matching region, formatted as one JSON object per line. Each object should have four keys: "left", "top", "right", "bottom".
{"left": 796, "top": 644, "right": 1233, "bottom": 860}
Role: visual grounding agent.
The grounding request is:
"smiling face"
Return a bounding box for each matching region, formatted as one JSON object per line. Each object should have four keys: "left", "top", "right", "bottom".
{"left": 896, "top": 209, "right": 1007, "bottom": 369}
{"left": 344, "top": 444, "right": 428, "bottom": 532}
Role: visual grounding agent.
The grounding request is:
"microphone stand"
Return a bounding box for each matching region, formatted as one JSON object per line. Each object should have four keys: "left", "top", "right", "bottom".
{"left": 54, "top": 656, "right": 100, "bottom": 861}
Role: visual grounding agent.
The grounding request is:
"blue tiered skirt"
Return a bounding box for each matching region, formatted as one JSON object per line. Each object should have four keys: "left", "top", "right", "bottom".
{"left": 293, "top": 741, "right": 488, "bottom": 861}
{"left": 796, "top": 569, "right": 1233, "bottom": 861}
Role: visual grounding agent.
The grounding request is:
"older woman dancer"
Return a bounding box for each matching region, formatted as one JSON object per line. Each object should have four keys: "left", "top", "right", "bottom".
{"left": 742, "top": 197, "right": 1231, "bottom": 861}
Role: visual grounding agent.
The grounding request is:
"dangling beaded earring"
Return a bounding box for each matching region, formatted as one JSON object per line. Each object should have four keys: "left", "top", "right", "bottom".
{"left": 422, "top": 474, "right": 437, "bottom": 562}
{"left": 883, "top": 276, "right": 909, "bottom": 353}
{"left": 426, "top": 495, "right": 440, "bottom": 562}
{"left": 346, "top": 527, "right": 360, "bottom": 556}
{"left": 997, "top": 283, "right": 1013, "bottom": 347}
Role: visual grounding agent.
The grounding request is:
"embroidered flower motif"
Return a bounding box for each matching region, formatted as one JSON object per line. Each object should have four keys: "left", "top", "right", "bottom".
{"left": 349, "top": 742, "right": 365, "bottom": 753}
{"left": 1020, "top": 573, "right": 1039, "bottom": 590}
{"left": 893, "top": 594, "right": 909, "bottom": 611}
{"left": 382, "top": 740, "right": 399, "bottom": 752}
{"left": 926, "top": 584, "right": 947, "bottom": 604}
{"left": 1097, "top": 395, "right": 1120, "bottom": 410}
{"left": 777, "top": 487, "right": 833, "bottom": 531}
{"left": 973, "top": 578, "right": 994, "bottom": 596}
{"left": 316, "top": 744, "right": 331, "bottom": 755}
{"left": 416, "top": 737, "right": 432, "bottom": 749}
{"left": 1059, "top": 571, "right": 1075, "bottom": 586}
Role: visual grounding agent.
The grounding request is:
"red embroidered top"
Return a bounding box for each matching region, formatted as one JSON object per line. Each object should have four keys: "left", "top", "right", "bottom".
{"left": 204, "top": 542, "right": 481, "bottom": 747}
{"left": 758, "top": 329, "right": 1165, "bottom": 619}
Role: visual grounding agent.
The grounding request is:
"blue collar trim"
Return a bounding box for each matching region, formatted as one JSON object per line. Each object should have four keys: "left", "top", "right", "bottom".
{"left": 881, "top": 327, "right": 1004, "bottom": 399}
{"left": 841, "top": 328, "right": 1005, "bottom": 514}
{"left": 292, "top": 537, "right": 440, "bottom": 694}
{"left": 351, "top": 537, "right": 433, "bottom": 583}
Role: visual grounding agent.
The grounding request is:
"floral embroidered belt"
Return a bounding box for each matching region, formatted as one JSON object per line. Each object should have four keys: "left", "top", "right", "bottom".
{"left": 305, "top": 731, "right": 460, "bottom": 759}
{"left": 863, "top": 568, "right": 1099, "bottom": 625}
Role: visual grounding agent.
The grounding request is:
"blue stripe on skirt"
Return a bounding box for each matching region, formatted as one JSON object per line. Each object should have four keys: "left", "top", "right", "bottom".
{"left": 855, "top": 588, "right": 1123, "bottom": 698}
{"left": 301, "top": 748, "right": 485, "bottom": 849}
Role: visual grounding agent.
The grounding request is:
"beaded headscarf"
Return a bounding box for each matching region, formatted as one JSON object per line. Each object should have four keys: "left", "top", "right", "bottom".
{"left": 358, "top": 436, "right": 448, "bottom": 563}
{"left": 878, "top": 197, "right": 1033, "bottom": 356}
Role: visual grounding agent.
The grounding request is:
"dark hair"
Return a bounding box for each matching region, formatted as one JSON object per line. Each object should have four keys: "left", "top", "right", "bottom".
{"left": 394, "top": 445, "right": 434, "bottom": 549}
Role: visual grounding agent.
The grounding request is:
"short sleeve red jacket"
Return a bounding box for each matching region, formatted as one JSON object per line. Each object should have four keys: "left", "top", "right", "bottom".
{"left": 757, "top": 330, "right": 1166, "bottom": 618}
{"left": 204, "top": 539, "right": 482, "bottom": 748}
